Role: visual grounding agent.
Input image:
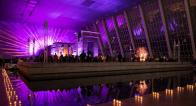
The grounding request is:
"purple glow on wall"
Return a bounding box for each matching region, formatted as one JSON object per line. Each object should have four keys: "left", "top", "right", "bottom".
{"left": 169, "top": 19, "right": 178, "bottom": 32}
{"left": 106, "top": 18, "right": 115, "bottom": 31}
{"left": 98, "top": 22, "right": 108, "bottom": 44}
{"left": 133, "top": 25, "right": 143, "bottom": 37}
{"left": 116, "top": 14, "right": 126, "bottom": 27}
{"left": 160, "top": 25, "right": 164, "bottom": 33}
{"left": 0, "top": 22, "right": 76, "bottom": 57}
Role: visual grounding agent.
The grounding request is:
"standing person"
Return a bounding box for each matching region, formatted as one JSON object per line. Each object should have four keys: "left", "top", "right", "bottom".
{"left": 54, "top": 53, "right": 58, "bottom": 63}
{"left": 118, "top": 53, "right": 122, "bottom": 62}
{"left": 80, "top": 50, "right": 86, "bottom": 62}
{"left": 59, "top": 54, "right": 64, "bottom": 63}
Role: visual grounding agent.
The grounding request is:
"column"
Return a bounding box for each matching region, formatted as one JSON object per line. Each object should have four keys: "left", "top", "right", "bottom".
{"left": 112, "top": 16, "right": 125, "bottom": 57}
{"left": 44, "top": 21, "right": 48, "bottom": 63}
{"left": 184, "top": 0, "right": 196, "bottom": 59}
{"left": 94, "top": 23, "right": 105, "bottom": 56}
{"left": 102, "top": 20, "right": 114, "bottom": 57}
{"left": 139, "top": 5, "right": 153, "bottom": 58}
{"left": 124, "top": 11, "right": 136, "bottom": 51}
{"left": 158, "top": 0, "right": 172, "bottom": 58}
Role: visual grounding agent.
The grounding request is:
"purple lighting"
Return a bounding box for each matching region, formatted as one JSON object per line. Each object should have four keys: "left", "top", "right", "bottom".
{"left": 98, "top": 22, "right": 109, "bottom": 44}
{"left": 169, "top": 19, "right": 178, "bottom": 32}
{"left": 116, "top": 14, "right": 126, "bottom": 27}
{"left": 133, "top": 25, "right": 143, "bottom": 37}
{"left": 106, "top": 18, "right": 115, "bottom": 31}
{"left": 0, "top": 22, "right": 76, "bottom": 57}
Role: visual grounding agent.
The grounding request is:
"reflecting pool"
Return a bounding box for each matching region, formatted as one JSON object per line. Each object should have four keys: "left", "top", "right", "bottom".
{"left": 4, "top": 70, "right": 196, "bottom": 106}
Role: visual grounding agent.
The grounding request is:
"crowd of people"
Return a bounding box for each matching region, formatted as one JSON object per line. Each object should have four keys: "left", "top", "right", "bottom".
{"left": 0, "top": 51, "right": 188, "bottom": 66}
{"left": 29, "top": 50, "right": 179, "bottom": 63}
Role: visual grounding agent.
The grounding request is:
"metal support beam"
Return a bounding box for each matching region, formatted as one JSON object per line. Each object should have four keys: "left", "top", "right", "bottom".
{"left": 139, "top": 5, "right": 153, "bottom": 58}
{"left": 184, "top": 0, "right": 196, "bottom": 59}
{"left": 102, "top": 20, "right": 114, "bottom": 57}
{"left": 94, "top": 24, "right": 105, "bottom": 56}
{"left": 112, "top": 16, "right": 125, "bottom": 57}
{"left": 124, "top": 11, "right": 136, "bottom": 51}
{"left": 158, "top": 0, "right": 172, "bottom": 58}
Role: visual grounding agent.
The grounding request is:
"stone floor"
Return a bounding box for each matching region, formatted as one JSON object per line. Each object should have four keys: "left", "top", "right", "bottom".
{"left": 97, "top": 86, "right": 196, "bottom": 106}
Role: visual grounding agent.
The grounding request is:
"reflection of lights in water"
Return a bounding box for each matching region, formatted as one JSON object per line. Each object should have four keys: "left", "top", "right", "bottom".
{"left": 113, "top": 99, "right": 122, "bottom": 106}
{"left": 152, "top": 92, "right": 160, "bottom": 100}
{"left": 137, "top": 80, "right": 148, "bottom": 95}
{"left": 165, "top": 89, "right": 173, "bottom": 97}
{"left": 1, "top": 69, "right": 22, "bottom": 106}
{"left": 186, "top": 85, "right": 194, "bottom": 92}
{"left": 136, "top": 47, "right": 148, "bottom": 62}
{"left": 177, "top": 87, "right": 184, "bottom": 93}
{"left": 19, "top": 100, "right": 22, "bottom": 106}
{"left": 134, "top": 95, "right": 143, "bottom": 104}
{"left": 129, "top": 81, "right": 133, "bottom": 86}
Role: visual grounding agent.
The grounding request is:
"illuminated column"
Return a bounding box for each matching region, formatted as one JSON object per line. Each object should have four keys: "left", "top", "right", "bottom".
{"left": 139, "top": 5, "right": 153, "bottom": 58}
{"left": 112, "top": 16, "right": 125, "bottom": 57}
{"left": 94, "top": 23, "right": 105, "bottom": 56}
{"left": 33, "top": 38, "right": 35, "bottom": 58}
{"left": 184, "top": 0, "right": 196, "bottom": 59}
{"left": 124, "top": 11, "right": 136, "bottom": 50}
{"left": 103, "top": 20, "right": 114, "bottom": 57}
{"left": 158, "top": 0, "right": 172, "bottom": 58}
{"left": 28, "top": 38, "right": 30, "bottom": 56}
{"left": 44, "top": 21, "right": 48, "bottom": 63}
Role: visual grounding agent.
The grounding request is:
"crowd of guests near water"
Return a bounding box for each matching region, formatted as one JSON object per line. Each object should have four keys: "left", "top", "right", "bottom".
{"left": 0, "top": 52, "right": 182, "bottom": 66}
{"left": 31, "top": 50, "right": 179, "bottom": 63}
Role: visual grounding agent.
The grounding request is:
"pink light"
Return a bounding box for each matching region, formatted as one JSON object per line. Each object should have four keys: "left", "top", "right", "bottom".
{"left": 0, "top": 22, "right": 76, "bottom": 57}
{"left": 137, "top": 80, "right": 148, "bottom": 95}
{"left": 135, "top": 47, "right": 148, "bottom": 62}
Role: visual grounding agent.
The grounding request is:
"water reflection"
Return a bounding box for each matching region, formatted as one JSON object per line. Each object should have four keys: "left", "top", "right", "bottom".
{"left": 152, "top": 92, "right": 160, "bottom": 100}
{"left": 6, "top": 71, "right": 196, "bottom": 106}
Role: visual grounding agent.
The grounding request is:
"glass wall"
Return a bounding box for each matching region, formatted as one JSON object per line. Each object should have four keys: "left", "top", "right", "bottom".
{"left": 97, "top": 22, "right": 111, "bottom": 56}
{"left": 105, "top": 17, "right": 121, "bottom": 56}
{"left": 141, "top": 0, "right": 169, "bottom": 58}
{"left": 88, "top": 0, "right": 195, "bottom": 61}
{"left": 189, "top": 2, "right": 196, "bottom": 51}
{"left": 163, "top": 0, "right": 193, "bottom": 61}
{"left": 127, "top": 6, "right": 148, "bottom": 54}
{"left": 115, "top": 14, "right": 133, "bottom": 58}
